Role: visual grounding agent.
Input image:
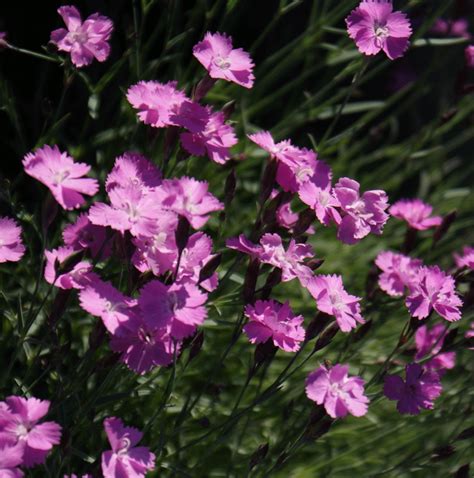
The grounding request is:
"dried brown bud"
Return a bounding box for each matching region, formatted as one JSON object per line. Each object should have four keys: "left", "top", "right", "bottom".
{"left": 249, "top": 443, "right": 269, "bottom": 470}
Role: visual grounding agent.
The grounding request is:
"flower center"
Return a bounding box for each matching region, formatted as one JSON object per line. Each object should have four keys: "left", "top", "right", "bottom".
{"left": 54, "top": 169, "right": 70, "bottom": 185}
{"left": 214, "top": 56, "right": 231, "bottom": 69}
{"left": 16, "top": 423, "right": 29, "bottom": 438}
{"left": 117, "top": 437, "right": 131, "bottom": 455}
{"left": 330, "top": 293, "right": 344, "bottom": 310}
{"left": 71, "top": 30, "right": 89, "bottom": 44}
{"left": 138, "top": 326, "right": 155, "bottom": 345}
{"left": 374, "top": 23, "right": 389, "bottom": 39}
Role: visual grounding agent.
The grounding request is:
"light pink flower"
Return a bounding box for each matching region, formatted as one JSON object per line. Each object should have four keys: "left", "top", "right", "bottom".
{"left": 375, "top": 251, "right": 422, "bottom": 297}
{"left": 106, "top": 152, "right": 162, "bottom": 193}
{"left": 0, "top": 396, "right": 62, "bottom": 467}
{"left": 79, "top": 279, "right": 136, "bottom": 334}
{"left": 131, "top": 211, "right": 178, "bottom": 276}
{"left": 126, "top": 80, "right": 208, "bottom": 131}
{"left": 454, "top": 246, "right": 474, "bottom": 270}
{"left": 465, "top": 45, "right": 474, "bottom": 69}
{"left": 0, "top": 443, "right": 24, "bottom": 477}
{"left": 333, "top": 177, "right": 389, "bottom": 244}
{"left": 384, "top": 363, "right": 442, "bottom": 415}
{"left": 110, "top": 311, "right": 178, "bottom": 374}
{"left": 63, "top": 213, "right": 110, "bottom": 259}
{"left": 50, "top": 5, "right": 113, "bottom": 68}
{"left": 244, "top": 300, "right": 305, "bottom": 352}
{"left": 226, "top": 234, "right": 263, "bottom": 258}
{"left": 193, "top": 32, "right": 254, "bottom": 88}
{"left": 180, "top": 109, "right": 237, "bottom": 164}
{"left": 139, "top": 280, "right": 208, "bottom": 339}
{"left": 155, "top": 177, "right": 223, "bottom": 229}
{"left": 101, "top": 417, "right": 155, "bottom": 478}
{"left": 248, "top": 131, "right": 317, "bottom": 193}
{"left": 307, "top": 274, "right": 364, "bottom": 332}
{"left": 0, "top": 217, "right": 25, "bottom": 263}
{"left": 89, "top": 186, "right": 164, "bottom": 237}
{"left": 298, "top": 161, "right": 341, "bottom": 226}
{"left": 389, "top": 199, "right": 442, "bottom": 230}
{"left": 305, "top": 364, "right": 369, "bottom": 418}
{"left": 415, "top": 324, "right": 456, "bottom": 373}
{"left": 406, "top": 266, "right": 462, "bottom": 322}
{"left": 23, "top": 145, "right": 98, "bottom": 210}
{"left": 346, "top": 0, "right": 412, "bottom": 60}
{"left": 44, "top": 246, "right": 94, "bottom": 290}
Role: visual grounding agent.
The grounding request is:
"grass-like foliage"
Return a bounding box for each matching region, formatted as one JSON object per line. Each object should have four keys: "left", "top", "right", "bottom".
{"left": 0, "top": 0, "right": 473, "bottom": 477}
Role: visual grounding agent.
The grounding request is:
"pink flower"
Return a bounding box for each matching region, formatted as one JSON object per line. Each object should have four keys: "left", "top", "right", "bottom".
{"left": 431, "top": 18, "right": 471, "bottom": 39}
{"left": 63, "top": 213, "right": 110, "bottom": 259}
{"left": 0, "top": 396, "right": 62, "bottom": 467}
{"left": 307, "top": 275, "right": 364, "bottom": 332}
{"left": 0, "top": 443, "right": 24, "bottom": 477}
{"left": 50, "top": 5, "right": 113, "bottom": 68}
{"left": 226, "top": 234, "right": 263, "bottom": 258}
{"left": 389, "top": 199, "right": 442, "bottom": 230}
{"left": 346, "top": 0, "right": 412, "bottom": 60}
{"left": 193, "top": 32, "right": 255, "bottom": 88}
{"left": 333, "top": 177, "right": 389, "bottom": 244}
{"left": 0, "top": 217, "right": 25, "bottom": 263}
{"left": 139, "top": 280, "right": 208, "bottom": 339}
{"left": 406, "top": 266, "right": 462, "bottom": 322}
{"left": 131, "top": 211, "right": 178, "bottom": 276}
{"left": 23, "top": 145, "right": 98, "bottom": 210}
{"left": 298, "top": 161, "right": 341, "bottom": 226}
{"left": 383, "top": 363, "right": 442, "bottom": 415}
{"left": 305, "top": 364, "right": 369, "bottom": 418}
{"left": 415, "top": 324, "right": 456, "bottom": 373}
{"left": 156, "top": 177, "right": 223, "bottom": 229}
{"left": 110, "top": 312, "right": 178, "bottom": 374}
{"left": 273, "top": 196, "right": 315, "bottom": 234}
{"left": 248, "top": 131, "right": 317, "bottom": 192}
{"left": 465, "top": 45, "right": 474, "bottom": 69}
{"left": 180, "top": 109, "right": 237, "bottom": 164}
{"left": 88, "top": 186, "right": 164, "bottom": 237}
{"left": 79, "top": 279, "right": 136, "bottom": 334}
{"left": 106, "top": 152, "right": 162, "bottom": 193}
{"left": 101, "top": 417, "right": 155, "bottom": 478}
{"left": 244, "top": 300, "right": 305, "bottom": 352}
{"left": 44, "top": 246, "right": 94, "bottom": 290}
{"left": 375, "top": 251, "right": 422, "bottom": 297}
{"left": 126, "top": 81, "right": 208, "bottom": 131}
{"left": 454, "top": 246, "right": 474, "bottom": 270}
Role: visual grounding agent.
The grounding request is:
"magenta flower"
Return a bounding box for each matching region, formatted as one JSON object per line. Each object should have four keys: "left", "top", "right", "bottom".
{"left": 50, "top": 5, "right": 113, "bottom": 68}
{"left": 193, "top": 32, "right": 255, "bottom": 88}
{"left": 63, "top": 213, "right": 110, "bottom": 259}
{"left": 88, "top": 186, "right": 164, "bottom": 237}
{"left": 273, "top": 195, "right": 315, "bottom": 234}
{"left": 389, "top": 199, "right": 442, "bottom": 230}
{"left": 79, "top": 279, "right": 136, "bottom": 334}
{"left": 415, "top": 324, "right": 456, "bottom": 373}
{"left": 156, "top": 177, "right": 223, "bottom": 229}
{"left": 432, "top": 18, "right": 470, "bottom": 39}
{"left": 307, "top": 275, "right": 365, "bottom": 332}
{"left": 0, "top": 217, "right": 25, "bottom": 264}
{"left": 226, "top": 234, "right": 263, "bottom": 258}
{"left": 0, "top": 396, "right": 62, "bottom": 467}
{"left": 44, "top": 246, "right": 94, "bottom": 290}
{"left": 101, "top": 417, "right": 155, "bottom": 478}
{"left": 244, "top": 300, "right": 305, "bottom": 352}
{"left": 406, "top": 266, "right": 462, "bottom": 322}
{"left": 383, "top": 363, "right": 442, "bottom": 415}
{"left": 346, "top": 0, "right": 412, "bottom": 60}
{"left": 248, "top": 131, "right": 317, "bottom": 193}
{"left": 105, "top": 152, "right": 162, "bottom": 193}
{"left": 454, "top": 246, "right": 474, "bottom": 270}
{"left": 375, "top": 251, "right": 422, "bottom": 297}
{"left": 110, "top": 312, "right": 178, "bottom": 374}
{"left": 465, "top": 45, "right": 474, "bottom": 69}
{"left": 126, "top": 80, "right": 208, "bottom": 131}
{"left": 131, "top": 211, "right": 178, "bottom": 276}
{"left": 180, "top": 109, "right": 237, "bottom": 164}
{"left": 23, "top": 145, "right": 98, "bottom": 210}
{"left": 0, "top": 443, "right": 24, "bottom": 477}
{"left": 333, "top": 177, "right": 389, "bottom": 245}
{"left": 298, "top": 161, "right": 341, "bottom": 226}
{"left": 305, "top": 364, "right": 369, "bottom": 418}
{"left": 139, "top": 280, "right": 208, "bottom": 339}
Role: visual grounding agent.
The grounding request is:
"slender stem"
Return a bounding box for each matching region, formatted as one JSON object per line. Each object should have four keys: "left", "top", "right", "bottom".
{"left": 7, "top": 43, "right": 60, "bottom": 63}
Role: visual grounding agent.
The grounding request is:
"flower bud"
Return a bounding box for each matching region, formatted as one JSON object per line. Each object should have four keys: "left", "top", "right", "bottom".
{"left": 260, "top": 268, "right": 282, "bottom": 300}
{"left": 352, "top": 319, "right": 372, "bottom": 343}
{"left": 306, "top": 258, "right": 324, "bottom": 271}
{"left": 0, "top": 32, "right": 8, "bottom": 50}
{"left": 433, "top": 210, "right": 457, "bottom": 245}
{"left": 222, "top": 100, "right": 236, "bottom": 120}
{"left": 224, "top": 168, "right": 237, "bottom": 207}
{"left": 453, "top": 464, "right": 470, "bottom": 478}
{"left": 293, "top": 208, "right": 315, "bottom": 237}
{"left": 199, "top": 254, "right": 222, "bottom": 283}
{"left": 254, "top": 339, "right": 277, "bottom": 369}
{"left": 175, "top": 215, "right": 190, "bottom": 253}
{"left": 243, "top": 258, "right": 260, "bottom": 303}
{"left": 193, "top": 74, "right": 217, "bottom": 101}
{"left": 259, "top": 160, "right": 278, "bottom": 205}
{"left": 41, "top": 192, "right": 58, "bottom": 235}
{"left": 188, "top": 331, "right": 205, "bottom": 363}
{"left": 305, "top": 312, "right": 332, "bottom": 343}
{"left": 313, "top": 322, "right": 339, "bottom": 351}
{"left": 430, "top": 445, "right": 455, "bottom": 462}
{"left": 249, "top": 443, "right": 269, "bottom": 470}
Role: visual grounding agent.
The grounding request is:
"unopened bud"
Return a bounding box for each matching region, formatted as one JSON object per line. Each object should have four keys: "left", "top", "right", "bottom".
{"left": 188, "top": 331, "right": 204, "bottom": 362}
{"left": 306, "top": 258, "right": 324, "bottom": 271}
{"left": 249, "top": 443, "right": 269, "bottom": 470}
{"left": 199, "top": 254, "right": 222, "bottom": 283}
{"left": 0, "top": 32, "right": 8, "bottom": 49}
{"left": 222, "top": 100, "right": 236, "bottom": 120}
{"left": 254, "top": 339, "right": 277, "bottom": 368}
{"left": 313, "top": 322, "right": 339, "bottom": 351}
{"left": 259, "top": 160, "right": 278, "bottom": 205}
{"left": 89, "top": 319, "right": 106, "bottom": 350}
{"left": 175, "top": 215, "right": 190, "bottom": 252}
{"left": 456, "top": 426, "right": 474, "bottom": 441}
{"left": 243, "top": 258, "right": 260, "bottom": 303}
{"left": 352, "top": 320, "right": 372, "bottom": 343}
{"left": 433, "top": 210, "right": 457, "bottom": 245}
{"left": 193, "top": 75, "right": 217, "bottom": 101}
{"left": 454, "top": 464, "right": 470, "bottom": 478}
{"left": 41, "top": 192, "right": 58, "bottom": 235}
{"left": 224, "top": 168, "right": 237, "bottom": 207}
{"left": 305, "top": 313, "right": 332, "bottom": 342}
{"left": 304, "top": 416, "right": 332, "bottom": 441}
{"left": 293, "top": 208, "right": 315, "bottom": 236}
{"left": 440, "top": 327, "right": 458, "bottom": 352}
{"left": 430, "top": 445, "right": 455, "bottom": 461}
{"left": 260, "top": 268, "right": 282, "bottom": 300}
